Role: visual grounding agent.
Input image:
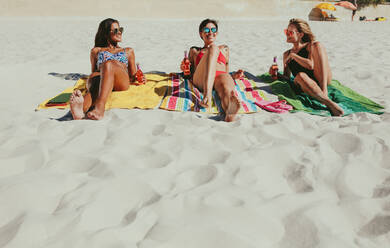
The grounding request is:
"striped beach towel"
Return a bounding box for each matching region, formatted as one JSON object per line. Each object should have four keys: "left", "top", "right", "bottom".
{"left": 159, "top": 74, "right": 291, "bottom": 114}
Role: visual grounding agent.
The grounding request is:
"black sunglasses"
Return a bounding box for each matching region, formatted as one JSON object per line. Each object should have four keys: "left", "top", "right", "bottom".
{"left": 111, "top": 27, "right": 124, "bottom": 35}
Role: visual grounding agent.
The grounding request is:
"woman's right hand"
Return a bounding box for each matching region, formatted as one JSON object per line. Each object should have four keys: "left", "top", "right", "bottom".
{"left": 232, "top": 69, "right": 244, "bottom": 79}
{"left": 268, "top": 66, "right": 274, "bottom": 75}
{"left": 180, "top": 59, "right": 191, "bottom": 71}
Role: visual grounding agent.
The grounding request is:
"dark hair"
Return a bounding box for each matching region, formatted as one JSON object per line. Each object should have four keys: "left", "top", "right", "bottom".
{"left": 94, "top": 18, "right": 119, "bottom": 47}
{"left": 198, "top": 18, "right": 218, "bottom": 33}
{"left": 289, "top": 18, "right": 315, "bottom": 43}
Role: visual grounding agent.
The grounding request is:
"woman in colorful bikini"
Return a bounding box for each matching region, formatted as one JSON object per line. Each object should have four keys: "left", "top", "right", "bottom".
{"left": 276, "top": 18, "right": 344, "bottom": 116}
{"left": 181, "top": 19, "right": 243, "bottom": 122}
{"left": 70, "top": 18, "right": 145, "bottom": 120}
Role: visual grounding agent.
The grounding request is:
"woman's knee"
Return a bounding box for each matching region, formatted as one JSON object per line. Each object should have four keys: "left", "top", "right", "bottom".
{"left": 215, "top": 74, "right": 234, "bottom": 91}
{"left": 208, "top": 44, "right": 219, "bottom": 54}
{"left": 101, "top": 60, "right": 119, "bottom": 71}
{"left": 295, "top": 72, "right": 306, "bottom": 82}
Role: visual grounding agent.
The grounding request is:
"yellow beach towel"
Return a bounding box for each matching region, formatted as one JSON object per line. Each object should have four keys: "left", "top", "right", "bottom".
{"left": 37, "top": 73, "right": 169, "bottom": 110}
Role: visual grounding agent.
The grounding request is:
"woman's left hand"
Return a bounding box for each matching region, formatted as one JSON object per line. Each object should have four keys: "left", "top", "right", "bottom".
{"left": 286, "top": 52, "right": 296, "bottom": 63}
{"left": 284, "top": 52, "right": 296, "bottom": 68}
{"left": 232, "top": 69, "right": 244, "bottom": 79}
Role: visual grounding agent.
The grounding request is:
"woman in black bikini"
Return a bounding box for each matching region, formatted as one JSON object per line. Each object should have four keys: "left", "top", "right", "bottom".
{"left": 279, "top": 18, "right": 344, "bottom": 116}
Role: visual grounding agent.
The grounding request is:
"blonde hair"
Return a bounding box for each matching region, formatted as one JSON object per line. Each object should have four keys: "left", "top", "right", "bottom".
{"left": 289, "top": 18, "right": 315, "bottom": 43}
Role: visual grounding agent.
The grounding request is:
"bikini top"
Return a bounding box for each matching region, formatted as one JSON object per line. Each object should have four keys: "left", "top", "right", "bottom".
{"left": 96, "top": 48, "right": 128, "bottom": 69}
{"left": 195, "top": 50, "right": 227, "bottom": 66}
{"left": 287, "top": 44, "right": 313, "bottom": 77}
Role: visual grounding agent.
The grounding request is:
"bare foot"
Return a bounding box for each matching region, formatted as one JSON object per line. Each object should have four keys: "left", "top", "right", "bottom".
{"left": 86, "top": 102, "right": 105, "bottom": 120}
{"left": 225, "top": 91, "right": 241, "bottom": 122}
{"left": 199, "top": 94, "right": 212, "bottom": 108}
{"left": 326, "top": 101, "right": 344, "bottom": 116}
{"left": 70, "top": 90, "right": 85, "bottom": 120}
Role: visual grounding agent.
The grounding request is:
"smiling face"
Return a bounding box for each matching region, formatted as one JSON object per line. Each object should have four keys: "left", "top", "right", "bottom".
{"left": 109, "top": 22, "right": 122, "bottom": 44}
{"left": 200, "top": 22, "right": 218, "bottom": 45}
{"left": 285, "top": 24, "right": 303, "bottom": 44}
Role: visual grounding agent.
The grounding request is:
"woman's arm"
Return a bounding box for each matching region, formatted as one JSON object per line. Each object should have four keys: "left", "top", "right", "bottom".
{"left": 126, "top": 47, "right": 137, "bottom": 83}
{"left": 188, "top": 47, "right": 199, "bottom": 79}
{"left": 289, "top": 44, "right": 315, "bottom": 70}
{"left": 90, "top": 47, "right": 100, "bottom": 73}
{"left": 282, "top": 50, "right": 292, "bottom": 79}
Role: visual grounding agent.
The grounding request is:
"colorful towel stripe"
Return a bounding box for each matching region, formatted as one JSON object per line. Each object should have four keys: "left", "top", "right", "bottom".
{"left": 159, "top": 74, "right": 291, "bottom": 114}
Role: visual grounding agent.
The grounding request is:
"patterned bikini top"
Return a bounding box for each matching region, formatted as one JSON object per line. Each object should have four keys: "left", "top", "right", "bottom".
{"left": 96, "top": 48, "right": 128, "bottom": 69}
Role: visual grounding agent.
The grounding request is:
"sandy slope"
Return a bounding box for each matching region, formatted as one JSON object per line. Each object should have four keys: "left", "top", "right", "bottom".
{"left": 0, "top": 4, "right": 390, "bottom": 248}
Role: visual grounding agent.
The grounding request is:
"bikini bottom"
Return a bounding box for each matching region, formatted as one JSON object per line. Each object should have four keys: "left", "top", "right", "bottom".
{"left": 215, "top": 71, "right": 227, "bottom": 78}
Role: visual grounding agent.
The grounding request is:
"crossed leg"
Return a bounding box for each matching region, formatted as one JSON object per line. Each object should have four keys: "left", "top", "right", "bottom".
{"left": 214, "top": 73, "right": 241, "bottom": 122}
{"left": 192, "top": 44, "right": 219, "bottom": 108}
{"left": 294, "top": 72, "right": 344, "bottom": 116}
{"left": 70, "top": 60, "right": 130, "bottom": 120}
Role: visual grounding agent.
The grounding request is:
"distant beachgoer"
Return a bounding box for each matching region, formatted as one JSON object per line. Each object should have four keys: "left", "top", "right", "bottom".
{"left": 350, "top": 0, "right": 358, "bottom": 21}
{"left": 272, "top": 18, "right": 344, "bottom": 116}
{"left": 180, "top": 19, "right": 243, "bottom": 122}
{"left": 70, "top": 18, "right": 145, "bottom": 120}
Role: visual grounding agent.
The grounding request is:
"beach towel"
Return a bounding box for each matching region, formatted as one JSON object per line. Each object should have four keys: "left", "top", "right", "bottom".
{"left": 36, "top": 73, "right": 169, "bottom": 110}
{"left": 258, "top": 73, "right": 384, "bottom": 116}
{"left": 159, "top": 74, "right": 292, "bottom": 114}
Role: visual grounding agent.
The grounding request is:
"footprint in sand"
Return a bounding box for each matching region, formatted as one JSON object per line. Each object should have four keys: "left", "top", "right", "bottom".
{"left": 207, "top": 150, "right": 230, "bottom": 165}
{"left": 359, "top": 215, "right": 390, "bottom": 237}
{"left": 355, "top": 71, "right": 372, "bottom": 80}
{"left": 175, "top": 166, "right": 218, "bottom": 191}
{"left": 152, "top": 124, "right": 169, "bottom": 136}
{"left": 0, "top": 214, "right": 24, "bottom": 247}
{"left": 137, "top": 152, "right": 173, "bottom": 169}
{"left": 373, "top": 177, "right": 390, "bottom": 198}
{"left": 279, "top": 213, "right": 319, "bottom": 248}
{"left": 233, "top": 167, "right": 258, "bottom": 186}
{"left": 319, "top": 132, "right": 361, "bottom": 155}
{"left": 283, "top": 164, "right": 313, "bottom": 193}
{"left": 377, "top": 139, "right": 390, "bottom": 169}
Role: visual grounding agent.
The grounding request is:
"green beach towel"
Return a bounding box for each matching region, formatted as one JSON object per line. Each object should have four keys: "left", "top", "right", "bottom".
{"left": 258, "top": 73, "right": 384, "bottom": 116}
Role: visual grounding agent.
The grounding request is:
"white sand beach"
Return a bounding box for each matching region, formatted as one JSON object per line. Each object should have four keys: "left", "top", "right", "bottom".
{"left": 1, "top": 1, "right": 390, "bottom": 247}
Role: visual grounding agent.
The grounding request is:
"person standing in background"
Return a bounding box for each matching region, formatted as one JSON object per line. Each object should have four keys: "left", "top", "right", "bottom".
{"left": 350, "top": 0, "right": 358, "bottom": 21}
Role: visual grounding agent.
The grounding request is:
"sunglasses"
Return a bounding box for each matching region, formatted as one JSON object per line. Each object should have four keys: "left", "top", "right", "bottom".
{"left": 203, "top": 27, "right": 217, "bottom": 34}
{"left": 111, "top": 27, "right": 124, "bottom": 35}
{"left": 284, "top": 29, "right": 296, "bottom": 37}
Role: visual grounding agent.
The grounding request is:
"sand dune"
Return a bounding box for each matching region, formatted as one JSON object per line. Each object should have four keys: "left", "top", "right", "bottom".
{"left": 1, "top": 0, "right": 390, "bottom": 247}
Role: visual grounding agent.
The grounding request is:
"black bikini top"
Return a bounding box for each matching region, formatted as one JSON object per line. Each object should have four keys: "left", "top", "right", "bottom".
{"left": 287, "top": 44, "right": 313, "bottom": 77}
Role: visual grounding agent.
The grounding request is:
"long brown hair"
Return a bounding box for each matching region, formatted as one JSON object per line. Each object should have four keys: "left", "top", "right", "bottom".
{"left": 94, "top": 18, "right": 119, "bottom": 47}
{"left": 289, "top": 18, "right": 315, "bottom": 43}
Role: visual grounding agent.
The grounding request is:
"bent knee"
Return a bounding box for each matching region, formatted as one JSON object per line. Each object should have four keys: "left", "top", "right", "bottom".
{"left": 208, "top": 44, "right": 219, "bottom": 53}
{"left": 101, "top": 60, "right": 121, "bottom": 70}
{"left": 295, "top": 72, "right": 306, "bottom": 81}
